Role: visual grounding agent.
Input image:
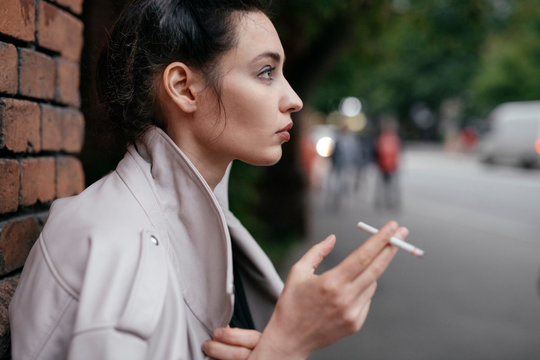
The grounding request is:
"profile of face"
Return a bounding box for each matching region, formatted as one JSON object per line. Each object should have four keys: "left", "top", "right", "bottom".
{"left": 173, "top": 11, "right": 303, "bottom": 168}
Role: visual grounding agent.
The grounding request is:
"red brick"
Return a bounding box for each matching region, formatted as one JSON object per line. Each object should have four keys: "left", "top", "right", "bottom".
{"left": 56, "top": 58, "right": 80, "bottom": 107}
{"left": 40, "top": 106, "right": 84, "bottom": 152}
{"left": 0, "top": 275, "right": 19, "bottom": 341}
{"left": 0, "top": 218, "right": 40, "bottom": 274}
{"left": 41, "top": 105, "right": 63, "bottom": 151}
{"left": 54, "top": 0, "right": 84, "bottom": 15}
{"left": 0, "top": 160, "right": 20, "bottom": 214}
{"left": 62, "top": 110, "right": 84, "bottom": 153}
{"left": 38, "top": 2, "right": 84, "bottom": 62}
{"left": 0, "top": 99, "right": 41, "bottom": 153}
{"left": 20, "top": 157, "right": 56, "bottom": 206}
{"left": 0, "top": 42, "right": 18, "bottom": 95}
{"left": 56, "top": 156, "right": 84, "bottom": 198}
{"left": 0, "top": 0, "right": 36, "bottom": 42}
{"left": 19, "top": 48, "right": 56, "bottom": 100}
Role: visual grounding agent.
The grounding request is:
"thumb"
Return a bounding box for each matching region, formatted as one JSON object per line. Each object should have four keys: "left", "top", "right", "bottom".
{"left": 297, "top": 234, "right": 336, "bottom": 274}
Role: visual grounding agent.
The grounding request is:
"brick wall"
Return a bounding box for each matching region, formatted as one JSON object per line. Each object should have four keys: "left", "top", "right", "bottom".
{"left": 0, "top": 0, "right": 84, "bottom": 358}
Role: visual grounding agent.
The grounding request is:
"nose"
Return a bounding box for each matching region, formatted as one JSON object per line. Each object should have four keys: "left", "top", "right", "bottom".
{"left": 280, "top": 79, "right": 303, "bottom": 114}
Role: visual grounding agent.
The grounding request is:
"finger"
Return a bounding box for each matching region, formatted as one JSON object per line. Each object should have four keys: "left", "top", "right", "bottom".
{"left": 342, "top": 285, "right": 376, "bottom": 335}
{"left": 294, "top": 234, "right": 336, "bottom": 274}
{"left": 351, "top": 279, "right": 378, "bottom": 306}
{"left": 336, "top": 221, "right": 398, "bottom": 280}
{"left": 356, "top": 226, "right": 409, "bottom": 285}
{"left": 202, "top": 340, "right": 251, "bottom": 360}
{"left": 389, "top": 226, "right": 409, "bottom": 250}
{"left": 352, "top": 242, "right": 399, "bottom": 293}
{"left": 354, "top": 298, "right": 372, "bottom": 330}
{"left": 212, "top": 327, "right": 262, "bottom": 348}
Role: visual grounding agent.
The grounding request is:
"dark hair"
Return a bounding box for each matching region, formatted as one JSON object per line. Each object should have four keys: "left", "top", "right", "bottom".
{"left": 97, "top": 0, "right": 270, "bottom": 145}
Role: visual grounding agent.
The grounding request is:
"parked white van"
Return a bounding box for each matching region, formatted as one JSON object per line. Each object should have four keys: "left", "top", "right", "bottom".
{"left": 478, "top": 100, "right": 540, "bottom": 167}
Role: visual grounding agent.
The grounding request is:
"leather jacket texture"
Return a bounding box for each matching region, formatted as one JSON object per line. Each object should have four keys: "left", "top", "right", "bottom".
{"left": 9, "top": 127, "right": 284, "bottom": 359}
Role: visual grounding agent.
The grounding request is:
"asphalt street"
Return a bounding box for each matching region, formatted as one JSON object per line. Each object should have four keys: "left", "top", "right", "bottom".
{"left": 281, "top": 145, "right": 540, "bottom": 360}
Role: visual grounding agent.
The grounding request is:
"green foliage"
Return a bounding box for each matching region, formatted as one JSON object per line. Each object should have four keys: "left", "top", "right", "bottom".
{"left": 469, "top": 1, "right": 540, "bottom": 115}
{"left": 228, "top": 160, "right": 301, "bottom": 267}
{"left": 298, "top": 0, "right": 540, "bottom": 129}
{"left": 309, "top": 0, "right": 490, "bottom": 124}
{"left": 228, "top": 161, "right": 263, "bottom": 235}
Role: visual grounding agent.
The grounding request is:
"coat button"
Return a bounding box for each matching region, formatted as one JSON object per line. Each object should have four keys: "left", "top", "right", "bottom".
{"left": 150, "top": 235, "right": 159, "bottom": 246}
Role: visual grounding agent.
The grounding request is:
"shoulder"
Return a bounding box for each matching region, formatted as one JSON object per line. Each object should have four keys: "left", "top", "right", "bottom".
{"left": 47, "top": 169, "right": 147, "bottom": 230}
{"left": 12, "top": 169, "right": 169, "bottom": 355}
{"left": 40, "top": 170, "right": 158, "bottom": 296}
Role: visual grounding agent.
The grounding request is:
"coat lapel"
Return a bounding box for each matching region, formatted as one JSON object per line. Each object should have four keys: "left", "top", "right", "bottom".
{"left": 117, "top": 127, "right": 283, "bottom": 333}
{"left": 117, "top": 128, "right": 234, "bottom": 333}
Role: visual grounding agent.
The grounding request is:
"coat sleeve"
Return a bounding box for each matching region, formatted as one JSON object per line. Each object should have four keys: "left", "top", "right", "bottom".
{"left": 10, "top": 235, "right": 78, "bottom": 360}
{"left": 67, "top": 229, "right": 168, "bottom": 360}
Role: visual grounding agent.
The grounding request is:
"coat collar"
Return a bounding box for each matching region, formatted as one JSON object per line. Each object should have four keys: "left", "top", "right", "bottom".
{"left": 116, "top": 127, "right": 234, "bottom": 333}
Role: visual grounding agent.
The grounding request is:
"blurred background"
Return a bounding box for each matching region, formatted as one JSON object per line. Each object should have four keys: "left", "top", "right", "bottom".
{"left": 80, "top": 0, "right": 540, "bottom": 358}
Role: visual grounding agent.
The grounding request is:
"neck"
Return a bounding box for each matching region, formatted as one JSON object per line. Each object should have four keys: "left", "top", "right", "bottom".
{"left": 163, "top": 106, "right": 233, "bottom": 190}
{"left": 164, "top": 128, "right": 231, "bottom": 191}
{"left": 180, "top": 147, "right": 230, "bottom": 190}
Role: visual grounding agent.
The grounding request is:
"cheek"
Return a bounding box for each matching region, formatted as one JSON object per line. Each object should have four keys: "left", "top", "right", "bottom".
{"left": 222, "top": 86, "right": 275, "bottom": 131}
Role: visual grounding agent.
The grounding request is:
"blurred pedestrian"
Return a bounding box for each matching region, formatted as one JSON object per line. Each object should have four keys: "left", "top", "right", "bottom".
{"left": 327, "top": 124, "right": 363, "bottom": 209}
{"left": 299, "top": 121, "right": 319, "bottom": 188}
{"left": 353, "top": 132, "right": 373, "bottom": 193}
{"left": 374, "top": 119, "right": 402, "bottom": 210}
{"left": 459, "top": 126, "right": 478, "bottom": 152}
{"left": 9, "top": 1, "right": 409, "bottom": 359}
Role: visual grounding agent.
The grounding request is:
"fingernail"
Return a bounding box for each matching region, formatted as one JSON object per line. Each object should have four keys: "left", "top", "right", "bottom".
{"left": 397, "top": 227, "right": 409, "bottom": 238}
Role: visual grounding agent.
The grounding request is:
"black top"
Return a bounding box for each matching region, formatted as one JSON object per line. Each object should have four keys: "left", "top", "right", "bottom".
{"left": 229, "top": 241, "right": 256, "bottom": 330}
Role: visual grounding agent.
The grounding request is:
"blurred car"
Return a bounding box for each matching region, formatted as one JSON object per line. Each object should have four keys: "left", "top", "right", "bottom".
{"left": 478, "top": 101, "right": 540, "bottom": 168}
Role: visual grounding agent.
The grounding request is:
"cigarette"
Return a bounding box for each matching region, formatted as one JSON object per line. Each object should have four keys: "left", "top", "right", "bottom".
{"left": 357, "top": 222, "right": 425, "bottom": 257}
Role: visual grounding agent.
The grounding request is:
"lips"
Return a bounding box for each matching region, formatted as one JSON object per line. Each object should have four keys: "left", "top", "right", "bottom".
{"left": 276, "top": 122, "right": 293, "bottom": 142}
{"left": 277, "top": 122, "right": 293, "bottom": 133}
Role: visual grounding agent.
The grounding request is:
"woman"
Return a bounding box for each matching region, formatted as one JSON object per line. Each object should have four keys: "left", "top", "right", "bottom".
{"left": 9, "top": 0, "right": 409, "bottom": 359}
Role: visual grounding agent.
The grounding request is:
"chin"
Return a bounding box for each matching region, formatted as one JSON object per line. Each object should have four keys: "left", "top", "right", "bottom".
{"left": 242, "top": 149, "right": 283, "bottom": 166}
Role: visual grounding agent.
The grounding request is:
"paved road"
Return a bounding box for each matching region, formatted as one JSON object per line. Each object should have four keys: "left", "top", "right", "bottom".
{"left": 281, "top": 145, "right": 540, "bottom": 360}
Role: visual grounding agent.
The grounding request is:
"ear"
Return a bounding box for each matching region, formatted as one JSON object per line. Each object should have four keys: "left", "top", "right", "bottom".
{"left": 162, "top": 62, "right": 201, "bottom": 113}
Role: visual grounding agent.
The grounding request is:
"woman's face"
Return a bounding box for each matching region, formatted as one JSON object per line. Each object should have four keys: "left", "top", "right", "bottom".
{"left": 194, "top": 11, "right": 303, "bottom": 166}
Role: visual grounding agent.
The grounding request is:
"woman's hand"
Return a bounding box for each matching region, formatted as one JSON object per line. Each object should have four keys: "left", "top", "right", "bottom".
{"left": 250, "top": 221, "right": 408, "bottom": 360}
{"left": 202, "top": 327, "right": 262, "bottom": 360}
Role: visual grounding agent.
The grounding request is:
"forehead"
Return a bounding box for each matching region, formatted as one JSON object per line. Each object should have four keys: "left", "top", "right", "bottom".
{"left": 232, "top": 11, "right": 284, "bottom": 60}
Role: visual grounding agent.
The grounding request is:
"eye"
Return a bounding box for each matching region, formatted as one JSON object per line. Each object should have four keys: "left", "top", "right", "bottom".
{"left": 258, "top": 65, "right": 276, "bottom": 81}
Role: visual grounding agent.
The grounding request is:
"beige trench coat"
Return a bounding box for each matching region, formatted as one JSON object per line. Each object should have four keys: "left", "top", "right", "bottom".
{"left": 9, "top": 128, "right": 284, "bottom": 360}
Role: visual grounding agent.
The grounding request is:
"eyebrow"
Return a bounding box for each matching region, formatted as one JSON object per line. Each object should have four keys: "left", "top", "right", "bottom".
{"left": 252, "top": 51, "right": 283, "bottom": 64}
